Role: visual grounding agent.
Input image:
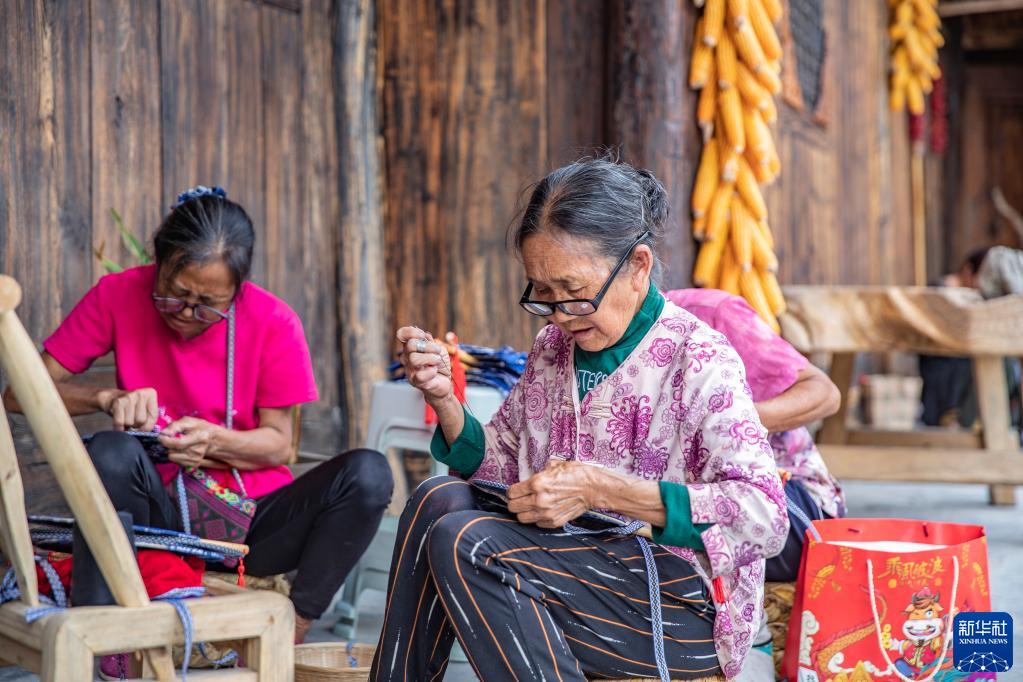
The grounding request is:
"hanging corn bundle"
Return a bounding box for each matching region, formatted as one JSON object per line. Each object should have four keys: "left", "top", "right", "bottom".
{"left": 689, "top": 0, "right": 785, "bottom": 332}
{"left": 888, "top": 0, "right": 942, "bottom": 115}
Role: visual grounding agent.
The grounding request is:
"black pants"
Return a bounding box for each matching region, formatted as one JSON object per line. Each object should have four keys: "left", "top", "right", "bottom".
{"left": 85, "top": 431, "right": 393, "bottom": 619}
{"left": 370, "top": 476, "right": 721, "bottom": 682}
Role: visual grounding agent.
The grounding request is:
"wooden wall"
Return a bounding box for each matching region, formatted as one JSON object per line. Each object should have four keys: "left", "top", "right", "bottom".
{"left": 4, "top": 0, "right": 922, "bottom": 478}
{"left": 378, "top": 0, "right": 918, "bottom": 358}
{"left": 767, "top": 0, "right": 914, "bottom": 287}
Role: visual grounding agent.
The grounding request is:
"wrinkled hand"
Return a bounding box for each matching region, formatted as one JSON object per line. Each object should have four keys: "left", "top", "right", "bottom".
{"left": 396, "top": 326, "right": 452, "bottom": 403}
{"left": 99, "top": 387, "right": 159, "bottom": 431}
{"left": 159, "top": 417, "right": 222, "bottom": 468}
{"left": 507, "top": 461, "right": 605, "bottom": 528}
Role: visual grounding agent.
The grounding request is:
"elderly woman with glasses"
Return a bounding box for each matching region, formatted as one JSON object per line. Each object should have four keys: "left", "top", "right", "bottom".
{"left": 4, "top": 186, "right": 392, "bottom": 648}
{"left": 371, "top": 159, "right": 787, "bottom": 682}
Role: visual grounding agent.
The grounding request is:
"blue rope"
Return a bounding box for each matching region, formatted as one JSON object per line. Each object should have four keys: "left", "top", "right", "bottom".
{"left": 784, "top": 485, "right": 822, "bottom": 542}
{"left": 1, "top": 557, "right": 71, "bottom": 622}
{"left": 472, "top": 480, "right": 670, "bottom": 682}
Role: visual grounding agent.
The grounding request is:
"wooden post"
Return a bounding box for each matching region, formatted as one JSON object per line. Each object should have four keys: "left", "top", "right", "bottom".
{"left": 607, "top": 0, "right": 699, "bottom": 287}
{"left": 0, "top": 398, "right": 38, "bottom": 607}
{"left": 818, "top": 352, "right": 857, "bottom": 445}
{"left": 912, "top": 143, "right": 928, "bottom": 286}
{"left": 974, "top": 356, "right": 1018, "bottom": 505}
{"left": 332, "top": 0, "right": 387, "bottom": 450}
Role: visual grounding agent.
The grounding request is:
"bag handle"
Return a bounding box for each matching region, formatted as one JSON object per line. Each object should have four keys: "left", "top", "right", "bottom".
{"left": 867, "top": 555, "right": 959, "bottom": 682}
{"left": 224, "top": 304, "right": 247, "bottom": 497}
{"left": 176, "top": 304, "right": 246, "bottom": 531}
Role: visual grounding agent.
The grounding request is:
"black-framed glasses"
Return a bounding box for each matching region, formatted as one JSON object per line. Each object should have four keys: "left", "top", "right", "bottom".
{"left": 152, "top": 294, "right": 230, "bottom": 324}
{"left": 519, "top": 231, "right": 651, "bottom": 317}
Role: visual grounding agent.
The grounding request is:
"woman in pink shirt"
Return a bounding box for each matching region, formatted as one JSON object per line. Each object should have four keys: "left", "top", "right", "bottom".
{"left": 665, "top": 288, "right": 845, "bottom": 581}
{"left": 4, "top": 187, "right": 392, "bottom": 646}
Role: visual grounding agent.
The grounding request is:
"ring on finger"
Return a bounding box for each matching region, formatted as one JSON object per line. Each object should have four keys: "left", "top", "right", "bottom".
{"left": 415, "top": 338, "right": 427, "bottom": 353}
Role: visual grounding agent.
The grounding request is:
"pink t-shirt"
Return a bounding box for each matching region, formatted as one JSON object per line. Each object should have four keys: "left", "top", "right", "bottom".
{"left": 666, "top": 288, "right": 846, "bottom": 516}
{"left": 44, "top": 265, "right": 319, "bottom": 498}
{"left": 665, "top": 288, "right": 807, "bottom": 401}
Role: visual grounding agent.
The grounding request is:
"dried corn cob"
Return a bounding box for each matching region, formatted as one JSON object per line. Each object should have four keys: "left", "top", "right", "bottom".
{"left": 719, "top": 246, "right": 742, "bottom": 295}
{"left": 693, "top": 237, "right": 727, "bottom": 287}
{"left": 697, "top": 75, "right": 717, "bottom": 140}
{"left": 732, "top": 23, "right": 768, "bottom": 73}
{"left": 736, "top": 156, "right": 768, "bottom": 220}
{"left": 736, "top": 61, "right": 771, "bottom": 109}
{"left": 727, "top": 0, "right": 749, "bottom": 26}
{"left": 703, "top": 0, "right": 725, "bottom": 47}
{"left": 759, "top": 268, "right": 786, "bottom": 315}
{"left": 704, "top": 184, "right": 734, "bottom": 242}
{"left": 730, "top": 196, "right": 754, "bottom": 270}
{"left": 760, "top": 0, "right": 783, "bottom": 23}
{"left": 748, "top": 0, "right": 782, "bottom": 61}
{"left": 692, "top": 143, "right": 719, "bottom": 219}
{"left": 690, "top": 43, "right": 714, "bottom": 89}
{"left": 716, "top": 31, "right": 738, "bottom": 89}
{"left": 750, "top": 213, "right": 778, "bottom": 271}
{"left": 720, "top": 86, "right": 745, "bottom": 153}
{"left": 740, "top": 268, "right": 777, "bottom": 330}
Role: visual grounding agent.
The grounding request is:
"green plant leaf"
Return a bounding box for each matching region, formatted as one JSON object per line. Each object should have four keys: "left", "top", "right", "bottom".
{"left": 111, "top": 208, "right": 152, "bottom": 264}
{"left": 101, "top": 257, "right": 124, "bottom": 274}
{"left": 93, "top": 239, "right": 124, "bottom": 274}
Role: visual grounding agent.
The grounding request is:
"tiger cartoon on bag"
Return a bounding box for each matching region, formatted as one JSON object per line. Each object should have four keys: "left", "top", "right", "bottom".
{"left": 885, "top": 587, "right": 956, "bottom": 677}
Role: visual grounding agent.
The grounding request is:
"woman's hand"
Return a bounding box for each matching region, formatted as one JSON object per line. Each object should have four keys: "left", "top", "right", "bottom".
{"left": 159, "top": 416, "right": 223, "bottom": 468}
{"left": 396, "top": 326, "right": 453, "bottom": 404}
{"left": 98, "top": 387, "right": 159, "bottom": 431}
{"left": 507, "top": 461, "right": 606, "bottom": 528}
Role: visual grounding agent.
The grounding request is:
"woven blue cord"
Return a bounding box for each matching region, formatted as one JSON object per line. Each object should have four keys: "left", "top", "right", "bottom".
{"left": 784, "top": 486, "right": 822, "bottom": 542}
{"left": 1, "top": 557, "right": 70, "bottom": 623}
{"left": 637, "top": 536, "right": 670, "bottom": 682}
{"left": 176, "top": 470, "right": 191, "bottom": 530}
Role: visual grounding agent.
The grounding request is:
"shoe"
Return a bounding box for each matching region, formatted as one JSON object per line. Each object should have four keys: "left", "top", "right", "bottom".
{"left": 98, "top": 653, "right": 129, "bottom": 680}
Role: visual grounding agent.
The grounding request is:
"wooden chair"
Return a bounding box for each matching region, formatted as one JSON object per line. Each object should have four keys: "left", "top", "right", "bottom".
{"left": 0, "top": 275, "right": 294, "bottom": 681}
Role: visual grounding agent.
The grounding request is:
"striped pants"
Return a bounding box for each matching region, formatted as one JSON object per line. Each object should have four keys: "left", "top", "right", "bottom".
{"left": 369, "top": 476, "right": 721, "bottom": 681}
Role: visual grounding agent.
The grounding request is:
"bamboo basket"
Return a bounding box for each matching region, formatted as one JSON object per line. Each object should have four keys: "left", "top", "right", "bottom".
{"left": 295, "top": 641, "right": 376, "bottom": 682}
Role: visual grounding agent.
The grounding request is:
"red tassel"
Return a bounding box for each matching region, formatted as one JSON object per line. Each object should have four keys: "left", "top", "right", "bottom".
{"left": 712, "top": 576, "right": 729, "bottom": 605}
{"left": 424, "top": 332, "right": 468, "bottom": 425}
{"left": 237, "top": 557, "right": 246, "bottom": 588}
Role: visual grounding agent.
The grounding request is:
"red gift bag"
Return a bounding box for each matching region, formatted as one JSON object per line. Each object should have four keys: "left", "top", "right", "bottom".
{"left": 782, "top": 518, "right": 992, "bottom": 682}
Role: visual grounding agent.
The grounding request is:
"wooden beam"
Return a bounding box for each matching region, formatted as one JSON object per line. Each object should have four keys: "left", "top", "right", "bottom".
{"left": 0, "top": 634, "right": 42, "bottom": 672}
{"left": 63, "top": 592, "right": 292, "bottom": 655}
{"left": 846, "top": 427, "right": 983, "bottom": 449}
{"left": 819, "top": 444, "right": 1023, "bottom": 484}
{"left": 940, "top": 0, "right": 1023, "bottom": 17}
{"left": 0, "top": 397, "right": 39, "bottom": 607}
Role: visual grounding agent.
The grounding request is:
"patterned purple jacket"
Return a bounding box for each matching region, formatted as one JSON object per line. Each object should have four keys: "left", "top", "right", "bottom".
{"left": 470, "top": 299, "right": 788, "bottom": 678}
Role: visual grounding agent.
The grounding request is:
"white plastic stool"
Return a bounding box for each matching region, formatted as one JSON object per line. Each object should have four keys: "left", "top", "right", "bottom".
{"left": 333, "top": 380, "right": 505, "bottom": 646}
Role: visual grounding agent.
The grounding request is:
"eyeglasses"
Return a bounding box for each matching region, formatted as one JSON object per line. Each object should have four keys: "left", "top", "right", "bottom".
{"left": 152, "top": 294, "right": 230, "bottom": 324}
{"left": 519, "top": 231, "right": 651, "bottom": 317}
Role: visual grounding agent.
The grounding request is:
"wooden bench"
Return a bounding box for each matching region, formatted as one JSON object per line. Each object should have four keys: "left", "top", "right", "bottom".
{"left": 782, "top": 285, "right": 1023, "bottom": 505}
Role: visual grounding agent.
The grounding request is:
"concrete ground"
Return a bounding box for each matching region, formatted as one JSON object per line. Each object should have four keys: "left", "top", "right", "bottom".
{"left": 2, "top": 480, "right": 1020, "bottom": 681}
